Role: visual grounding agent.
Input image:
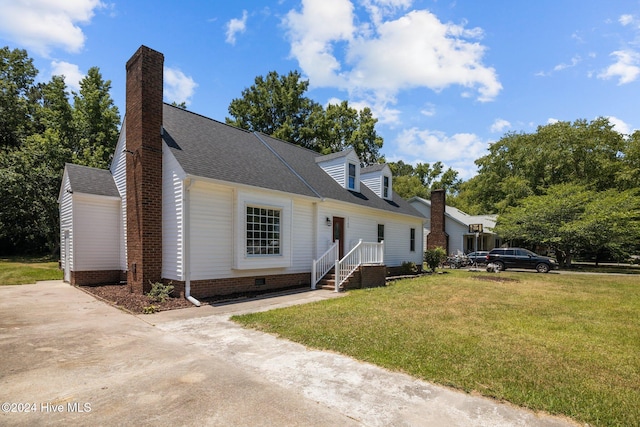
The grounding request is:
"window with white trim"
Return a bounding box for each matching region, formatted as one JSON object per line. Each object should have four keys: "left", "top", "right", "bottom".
{"left": 383, "top": 176, "right": 389, "bottom": 198}
{"left": 246, "top": 206, "right": 281, "bottom": 256}
{"left": 348, "top": 163, "right": 356, "bottom": 189}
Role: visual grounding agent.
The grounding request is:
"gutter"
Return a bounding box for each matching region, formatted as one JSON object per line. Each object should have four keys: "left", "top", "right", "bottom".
{"left": 183, "top": 178, "right": 201, "bottom": 307}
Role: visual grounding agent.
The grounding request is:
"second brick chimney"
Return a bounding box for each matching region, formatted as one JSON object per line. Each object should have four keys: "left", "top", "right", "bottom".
{"left": 125, "top": 46, "right": 164, "bottom": 294}
{"left": 427, "top": 189, "right": 449, "bottom": 253}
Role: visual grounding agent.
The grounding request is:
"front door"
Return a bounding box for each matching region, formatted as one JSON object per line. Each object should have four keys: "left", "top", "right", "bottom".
{"left": 333, "top": 216, "right": 345, "bottom": 259}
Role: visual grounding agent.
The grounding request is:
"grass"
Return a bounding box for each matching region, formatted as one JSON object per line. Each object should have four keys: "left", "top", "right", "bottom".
{"left": 0, "top": 256, "right": 62, "bottom": 285}
{"left": 233, "top": 270, "right": 640, "bottom": 427}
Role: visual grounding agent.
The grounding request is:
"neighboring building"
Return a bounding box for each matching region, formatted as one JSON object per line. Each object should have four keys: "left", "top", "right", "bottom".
{"left": 58, "top": 45, "right": 425, "bottom": 301}
{"left": 409, "top": 192, "right": 498, "bottom": 255}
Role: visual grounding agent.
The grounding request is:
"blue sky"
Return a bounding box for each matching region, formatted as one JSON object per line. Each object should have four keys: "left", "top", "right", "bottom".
{"left": 1, "top": 0, "right": 639, "bottom": 179}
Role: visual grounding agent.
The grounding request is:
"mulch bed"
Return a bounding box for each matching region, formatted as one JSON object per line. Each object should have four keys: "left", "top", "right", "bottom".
{"left": 80, "top": 284, "right": 194, "bottom": 314}
{"left": 80, "top": 283, "right": 313, "bottom": 314}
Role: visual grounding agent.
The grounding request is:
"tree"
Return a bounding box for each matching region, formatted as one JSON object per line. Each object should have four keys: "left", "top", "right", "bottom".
{"left": 460, "top": 118, "right": 627, "bottom": 213}
{"left": 387, "top": 160, "right": 461, "bottom": 200}
{"left": 0, "top": 47, "right": 38, "bottom": 148}
{"left": 227, "top": 71, "right": 319, "bottom": 149}
{"left": 0, "top": 131, "right": 71, "bottom": 254}
{"left": 71, "top": 67, "right": 120, "bottom": 168}
{"left": 227, "top": 71, "right": 384, "bottom": 164}
{"left": 494, "top": 184, "right": 640, "bottom": 266}
{"left": 0, "top": 47, "right": 121, "bottom": 255}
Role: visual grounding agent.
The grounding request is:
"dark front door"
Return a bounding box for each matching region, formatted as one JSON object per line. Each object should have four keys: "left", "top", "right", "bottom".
{"left": 333, "top": 216, "right": 345, "bottom": 259}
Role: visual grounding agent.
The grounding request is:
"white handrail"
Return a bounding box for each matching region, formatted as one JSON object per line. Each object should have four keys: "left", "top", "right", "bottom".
{"left": 311, "top": 240, "right": 339, "bottom": 289}
{"left": 335, "top": 240, "right": 384, "bottom": 291}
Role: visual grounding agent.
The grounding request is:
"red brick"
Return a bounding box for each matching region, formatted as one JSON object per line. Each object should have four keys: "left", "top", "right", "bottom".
{"left": 125, "top": 46, "right": 164, "bottom": 294}
{"left": 427, "top": 189, "right": 449, "bottom": 253}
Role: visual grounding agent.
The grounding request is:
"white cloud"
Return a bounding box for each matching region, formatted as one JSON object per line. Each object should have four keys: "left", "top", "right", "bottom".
{"left": 51, "top": 61, "right": 84, "bottom": 92}
{"left": 619, "top": 14, "right": 635, "bottom": 27}
{"left": 225, "top": 10, "right": 248, "bottom": 45}
{"left": 284, "top": 0, "right": 355, "bottom": 87}
{"left": 392, "top": 127, "right": 490, "bottom": 179}
{"left": 360, "top": 0, "right": 412, "bottom": 27}
{"left": 598, "top": 50, "right": 640, "bottom": 84}
{"left": 164, "top": 67, "right": 198, "bottom": 106}
{"left": 283, "top": 0, "right": 502, "bottom": 117}
{"left": 547, "top": 118, "right": 559, "bottom": 124}
{"left": 553, "top": 55, "right": 581, "bottom": 71}
{"left": 420, "top": 103, "right": 436, "bottom": 117}
{"left": 606, "top": 115, "right": 631, "bottom": 135}
{"left": 490, "top": 118, "right": 511, "bottom": 133}
{"left": 0, "top": 0, "right": 104, "bottom": 56}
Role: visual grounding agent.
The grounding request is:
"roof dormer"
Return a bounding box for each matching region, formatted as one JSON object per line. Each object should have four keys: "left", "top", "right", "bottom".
{"left": 315, "top": 149, "right": 361, "bottom": 192}
{"left": 361, "top": 164, "right": 393, "bottom": 200}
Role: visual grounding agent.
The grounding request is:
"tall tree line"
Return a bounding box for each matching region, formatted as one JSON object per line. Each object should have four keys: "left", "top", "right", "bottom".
{"left": 454, "top": 118, "right": 640, "bottom": 265}
{"left": 0, "top": 47, "right": 120, "bottom": 255}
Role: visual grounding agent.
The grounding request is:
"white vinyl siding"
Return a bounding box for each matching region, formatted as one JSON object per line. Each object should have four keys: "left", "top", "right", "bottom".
{"left": 318, "top": 157, "right": 347, "bottom": 187}
{"left": 162, "top": 148, "right": 186, "bottom": 280}
{"left": 59, "top": 173, "right": 74, "bottom": 272}
{"left": 290, "top": 199, "right": 315, "bottom": 273}
{"left": 110, "top": 128, "right": 127, "bottom": 270}
{"left": 317, "top": 201, "right": 423, "bottom": 267}
{"left": 186, "top": 181, "right": 317, "bottom": 279}
{"left": 317, "top": 151, "right": 361, "bottom": 192}
{"left": 361, "top": 165, "right": 392, "bottom": 200}
{"left": 189, "top": 182, "right": 234, "bottom": 280}
{"left": 73, "top": 195, "right": 121, "bottom": 271}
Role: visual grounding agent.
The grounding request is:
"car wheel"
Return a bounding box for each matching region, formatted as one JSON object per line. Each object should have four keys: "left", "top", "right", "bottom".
{"left": 536, "top": 263, "right": 550, "bottom": 273}
{"left": 494, "top": 261, "right": 505, "bottom": 271}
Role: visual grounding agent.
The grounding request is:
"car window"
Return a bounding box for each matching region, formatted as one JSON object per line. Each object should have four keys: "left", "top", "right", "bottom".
{"left": 505, "top": 249, "right": 515, "bottom": 255}
{"left": 516, "top": 249, "right": 528, "bottom": 256}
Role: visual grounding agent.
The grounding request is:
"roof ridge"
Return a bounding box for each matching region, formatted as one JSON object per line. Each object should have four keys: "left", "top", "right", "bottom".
{"left": 252, "top": 132, "right": 323, "bottom": 200}
{"left": 163, "top": 103, "right": 254, "bottom": 135}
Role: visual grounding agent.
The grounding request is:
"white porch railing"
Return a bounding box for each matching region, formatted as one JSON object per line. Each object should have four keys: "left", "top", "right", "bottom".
{"left": 335, "top": 239, "right": 384, "bottom": 292}
{"left": 311, "top": 240, "right": 339, "bottom": 289}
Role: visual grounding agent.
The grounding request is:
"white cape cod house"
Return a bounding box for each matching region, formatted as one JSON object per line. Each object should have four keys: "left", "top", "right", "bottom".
{"left": 58, "top": 46, "right": 425, "bottom": 302}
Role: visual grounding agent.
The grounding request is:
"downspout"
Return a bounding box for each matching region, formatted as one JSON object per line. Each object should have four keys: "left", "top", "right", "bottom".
{"left": 184, "top": 178, "right": 201, "bottom": 307}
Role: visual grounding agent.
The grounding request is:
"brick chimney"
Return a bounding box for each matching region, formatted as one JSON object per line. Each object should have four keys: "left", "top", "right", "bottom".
{"left": 125, "top": 46, "right": 164, "bottom": 294}
{"left": 427, "top": 189, "right": 449, "bottom": 253}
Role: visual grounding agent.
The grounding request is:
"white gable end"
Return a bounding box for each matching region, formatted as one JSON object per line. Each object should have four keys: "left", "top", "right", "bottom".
{"left": 361, "top": 164, "right": 393, "bottom": 200}
{"left": 316, "top": 150, "right": 361, "bottom": 192}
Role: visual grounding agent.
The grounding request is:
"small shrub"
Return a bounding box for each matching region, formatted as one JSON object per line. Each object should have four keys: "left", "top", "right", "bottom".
{"left": 400, "top": 261, "right": 418, "bottom": 275}
{"left": 424, "top": 247, "right": 447, "bottom": 272}
{"left": 142, "top": 305, "right": 158, "bottom": 314}
{"left": 147, "top": 281, "right": 174, "bottom": 303}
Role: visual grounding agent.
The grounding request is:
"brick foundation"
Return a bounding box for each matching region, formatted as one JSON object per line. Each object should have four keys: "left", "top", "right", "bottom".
{"left": 360, "top": 265, "right": 387, "bottom": 288}
{"left": 167, "top": 273, "right": 311, "bottom": 299}
{"left": 71, "top": 270, "right": 126, "bottom": 286}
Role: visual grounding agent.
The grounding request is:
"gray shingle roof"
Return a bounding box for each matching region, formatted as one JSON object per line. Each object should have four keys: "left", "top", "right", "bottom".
{"left": 361, "top": 164, "right": 387, "bottom": 174}
{"left": 65, "top": 163, "right": 119, "bottom": 197}
{"left": 162, "top": 104, "right": 424, "bottom": 218}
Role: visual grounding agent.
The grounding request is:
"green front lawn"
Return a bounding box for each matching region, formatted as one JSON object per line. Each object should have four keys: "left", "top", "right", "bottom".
{"left": 0, "top": 256, "right": 62, "bottom": 285}
{"left": 233, "top": 271, "right": 640, "bottom": 427}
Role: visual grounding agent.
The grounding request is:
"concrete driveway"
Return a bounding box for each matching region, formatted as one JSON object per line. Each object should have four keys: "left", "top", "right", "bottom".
{"left": 0, "top": 281, "right": 578, "bottom": 426}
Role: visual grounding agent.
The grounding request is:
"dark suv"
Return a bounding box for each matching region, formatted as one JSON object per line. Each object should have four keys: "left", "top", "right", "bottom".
{"left": 486, "top": 248, "right": 557, "bottom": 273}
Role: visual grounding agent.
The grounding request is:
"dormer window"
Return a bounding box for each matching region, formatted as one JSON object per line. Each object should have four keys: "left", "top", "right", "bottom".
{"left": 348, "top": 163, "right": 356, "bottom": 190}
{"left": 383, "top": 176, "right": 389, "bottom": 198}
{"left": 315, "top": 149, "right": 361, "bottom": 192}
{"left": 360, "top": 164, "right": 393, "bottom": 200}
